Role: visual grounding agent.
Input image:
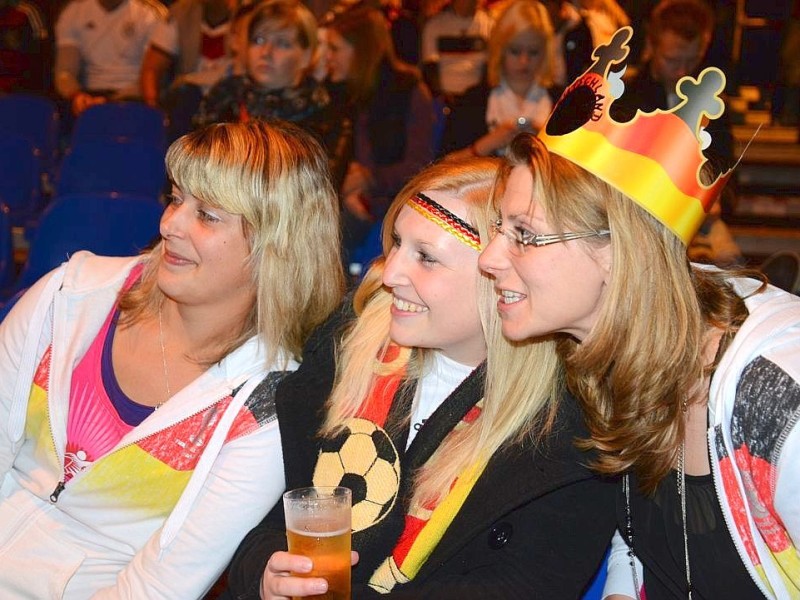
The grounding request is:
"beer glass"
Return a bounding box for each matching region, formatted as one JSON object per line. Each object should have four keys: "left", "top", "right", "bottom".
{"left": 283, "top": 486, "right": 352, "bottom": 600}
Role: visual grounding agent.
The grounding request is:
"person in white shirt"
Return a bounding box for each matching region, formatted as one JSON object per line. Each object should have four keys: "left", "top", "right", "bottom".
{"left": 55, "top": 0, "right": 167, "bottom": 115}
{"left": 421, "top": 0, "right": 494, "bottom": 99}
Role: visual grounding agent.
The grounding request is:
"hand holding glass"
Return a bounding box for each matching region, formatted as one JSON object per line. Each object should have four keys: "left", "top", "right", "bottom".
{"left": 283, "top": 486, "right": 352, "bottom": 600}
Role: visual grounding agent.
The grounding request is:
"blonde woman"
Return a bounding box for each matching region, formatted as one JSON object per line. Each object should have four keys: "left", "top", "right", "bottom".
{"left": 0, "top": 120, "right": 344, "bottom": 598}
{"left": 440, "top": 0, "right": 560, "bottom": 159}
{"left": 225, "top": 157, "right": 615, "bottom": 599}
{"left": 480, "top": 27, "right": 799, "bottom": 600}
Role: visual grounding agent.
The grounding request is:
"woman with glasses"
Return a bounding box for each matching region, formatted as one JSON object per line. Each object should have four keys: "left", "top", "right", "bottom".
{"left": 480, "top": 28, "right": 800, "bottom": 598}
{"left": 224, "top": 156, "right": 615, "bottom": 599}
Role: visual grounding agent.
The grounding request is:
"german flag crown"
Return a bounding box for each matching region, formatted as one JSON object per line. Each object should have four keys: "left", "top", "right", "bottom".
{"left": 538, "top": 26, "right": 731, "bottom": 244}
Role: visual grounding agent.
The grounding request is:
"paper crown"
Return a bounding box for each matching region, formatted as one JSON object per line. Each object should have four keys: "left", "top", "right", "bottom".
{"left": 538, "top": 26, "right": 732, "bottom": 244}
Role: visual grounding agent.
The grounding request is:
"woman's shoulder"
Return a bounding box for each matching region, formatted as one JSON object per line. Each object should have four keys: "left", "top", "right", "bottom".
{"left": 60, "top": 251, "right": 144, "bottom": 294}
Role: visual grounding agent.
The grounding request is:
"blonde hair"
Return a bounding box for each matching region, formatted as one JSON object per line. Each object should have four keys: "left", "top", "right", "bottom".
{"left": 322, "top": 156, "right": 562, "bottom": 507}
{"left": 504, "top": 133, "right": 756, "bottom": 494}
{"left": 487, "top": 0, "right": 555, "bottom": 88}
{"left": 119, "top": 120, "right": 345, "bottom": 368}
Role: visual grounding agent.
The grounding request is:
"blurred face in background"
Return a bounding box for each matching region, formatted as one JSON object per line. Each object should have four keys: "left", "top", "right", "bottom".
{"left": 650, "top": 29, "right": 709, "bottom": 91}
{"left": 247, "top": 22, "right": 312, "bottom": 90}
{"left": 325, "top": 28, "right": 354, "bottom": 83}
{"left": 502, "top": 28, "right": 548, "bottom": 90}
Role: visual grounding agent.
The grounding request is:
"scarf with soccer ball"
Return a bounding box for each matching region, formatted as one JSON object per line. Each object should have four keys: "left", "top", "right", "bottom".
{"left": 312, "top": 343, "right": 488, "bottom": 592}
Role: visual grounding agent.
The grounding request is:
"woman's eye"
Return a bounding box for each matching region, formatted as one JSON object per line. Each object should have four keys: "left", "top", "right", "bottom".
{"left": 418, "top": 251, "right": 436, "bottom": 265}
{"left": 198, "top": 209, "right": 220, "bottom": 223}
{"left": 166, "top": 193, "right": 182, "bottom": 206}
{"left": 515, "top": 226, "right": 535, "bottom": 245}
{"left": 390, "top": 232, "right": 400, "bottom": 248}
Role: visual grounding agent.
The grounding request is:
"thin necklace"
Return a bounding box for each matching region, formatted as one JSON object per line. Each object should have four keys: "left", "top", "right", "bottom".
{"left": 157, "top": 305, "right": 171, "bottom": 407}
{"left": 678, "top": 432, "right": 693, "bottom": 599}
{"left": 623, "top": 429, "right": 693, "bottom": 600}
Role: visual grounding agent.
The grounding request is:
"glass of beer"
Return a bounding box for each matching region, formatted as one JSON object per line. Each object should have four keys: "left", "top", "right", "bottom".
{"left": 283, "top": 486, "right": 352, "bottom": 600}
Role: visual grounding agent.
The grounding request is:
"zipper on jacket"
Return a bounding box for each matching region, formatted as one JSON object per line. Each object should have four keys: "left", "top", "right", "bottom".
{"left": 47, "top": 301, "right": 69, "bottom": 505}
{"left": 50, "top": 480, "right": 66, "bottom": 503}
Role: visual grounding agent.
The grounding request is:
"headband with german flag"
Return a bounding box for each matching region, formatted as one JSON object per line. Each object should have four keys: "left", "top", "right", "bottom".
{"left": 538, "top": 26, "right": 732, "bottom": 245}
{"left": 406, "top": 193, "right": 481, "bottom": 251}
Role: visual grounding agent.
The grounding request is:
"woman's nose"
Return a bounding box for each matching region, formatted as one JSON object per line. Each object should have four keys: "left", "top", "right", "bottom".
{"left": 479, "top": 234, "right": 506, "bottom": 275}
{"left": 160, "top": 203, "right": 186, "bottom": 239}
{"left": 381, "top": 248, "right": 407, "bottom": 288}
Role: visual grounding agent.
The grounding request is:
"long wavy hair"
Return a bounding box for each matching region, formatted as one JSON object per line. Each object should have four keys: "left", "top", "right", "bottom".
{"left": 487, "top": 0, "right": 555, "bottom": 88}
{"left": 502, "top": 133, "right": 759, "bottom": 494}
{"left": 321, "top": 156, "right": 562, "bottom": 507}
{"left": 119, "top": 120, "right": 345, "bottom": 369}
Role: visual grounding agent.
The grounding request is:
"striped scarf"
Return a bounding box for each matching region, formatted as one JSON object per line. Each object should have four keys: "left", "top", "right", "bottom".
{"left": 312, "top": 344, "right": 487, "bottom": 593}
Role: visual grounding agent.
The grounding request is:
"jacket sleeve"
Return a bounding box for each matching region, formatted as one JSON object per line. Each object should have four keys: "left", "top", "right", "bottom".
{"left": 353, "top": 476, "right": 616, "bottom": 599}
{"left": 223, "top": 302, "right": 352, "bottom": 599}
{"left": 91, "top": 422, "right": 285, "bottom": 600}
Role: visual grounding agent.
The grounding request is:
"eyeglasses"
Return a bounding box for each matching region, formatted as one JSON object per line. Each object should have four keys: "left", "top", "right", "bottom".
{"left": 490, "top": 219, "right": 610, "bottom": 255}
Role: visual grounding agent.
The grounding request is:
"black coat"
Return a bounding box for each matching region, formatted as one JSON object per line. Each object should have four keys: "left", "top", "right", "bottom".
{"left": 438, "top": 80, "right": 562, "bottom": 159}
{"left": 224, "top": 306, "right": 616, "bottom": 599}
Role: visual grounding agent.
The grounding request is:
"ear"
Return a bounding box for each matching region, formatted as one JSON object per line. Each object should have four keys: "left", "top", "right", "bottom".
{"left": 594, "top": 241, "right": 613, "bottom": 285}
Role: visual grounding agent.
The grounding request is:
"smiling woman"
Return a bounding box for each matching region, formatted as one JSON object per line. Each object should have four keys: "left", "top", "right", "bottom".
{"left": 0, "top": 120, "right": 344, "bottom": 599}
{"left": 224, "top": 156, "right": 616, "bottom": 600}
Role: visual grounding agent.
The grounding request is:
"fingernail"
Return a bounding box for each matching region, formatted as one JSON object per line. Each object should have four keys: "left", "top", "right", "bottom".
{"left": 299, "top": 558, "right": 313, "bottom": 572}
{"left": 312, "top": 580, "right": 328, "bottom": 594}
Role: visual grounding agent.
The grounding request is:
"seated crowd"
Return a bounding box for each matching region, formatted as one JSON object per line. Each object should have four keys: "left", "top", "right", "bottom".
{"left": 2, "top": 2, "right": 794, "bottom": 600}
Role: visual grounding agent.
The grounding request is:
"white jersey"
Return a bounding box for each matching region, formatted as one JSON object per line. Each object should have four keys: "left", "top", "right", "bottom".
{"left": 421, "top": 8, "right": 493, "bottom": 95}
{"left": 56, "top": 0, "right": 166, "bottom": 93}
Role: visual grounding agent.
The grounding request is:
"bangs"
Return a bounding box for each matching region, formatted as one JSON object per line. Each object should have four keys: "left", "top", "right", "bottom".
{"left": 165, "top": 128, "right": 262, "bottom": 222}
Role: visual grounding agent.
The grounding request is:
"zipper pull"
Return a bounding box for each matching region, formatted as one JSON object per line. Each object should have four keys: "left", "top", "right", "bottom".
{"left": 50, "top": 480, "right": 65, "bottom": 503}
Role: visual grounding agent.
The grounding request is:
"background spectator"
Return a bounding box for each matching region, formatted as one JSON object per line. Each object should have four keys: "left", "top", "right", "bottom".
{"left": 54, "top": 0, "right": 167, "bottom": 115}
{"left": 0, "top": 0, "right": 50, "bottom": 94}
{"left": 140, "top": 0, "right": 235, "bottom": 108}
{"left": 541, "top": 0, "right": 592, "bottom": 86}
{"left": 195, "top": 0, "right": 352, "bottom": 206}
{"left": 440, "top": 0, "right": 559, "bottom": 159}
{"left": 612, "top": 0, "right": 732, "bottom": 173}
{"left": 325, "top": 3, "right": 435, "bottom": 254}
{"left": 421, "top": 0, "right": 494, "bottom": 100}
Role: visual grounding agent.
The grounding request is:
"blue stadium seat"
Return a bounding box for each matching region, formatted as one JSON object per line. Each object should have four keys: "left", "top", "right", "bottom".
{"left": 0, "top": 94, "right": 60, "bottom": 177}
{"left": 72, "top": 101, "right": 167, "bottom": 151}
{"left": 6, "top": 193, "right": 163, "bottom": 299}
{"left": 57, "top": 139, "right": 166, "bottom": 200}
{"left": 0, "top": 135, "right": 44, "bottom": 227}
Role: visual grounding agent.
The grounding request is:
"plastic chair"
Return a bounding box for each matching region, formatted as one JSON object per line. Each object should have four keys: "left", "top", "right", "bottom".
{"left": 0, "top": 203, "right": 16, "bottom": 293}
{"left": 8, "top": 193, "right": 163, "bottom": 297}
{"left": 71, "top": 102, "right": 167, "bottom": 151}
{"left": 0, "top": 94, "right": 60, "bottom": 175}
{"left": 759, "top": 251, "right": 800, "bottom": 294}
{"left": 57, "top": 139, "right": 166, "bottom": 200}
{"left": 0, "top": 135, "right": 43, "bottom": 227}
